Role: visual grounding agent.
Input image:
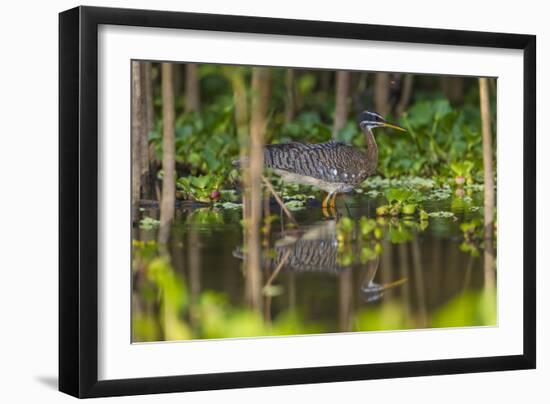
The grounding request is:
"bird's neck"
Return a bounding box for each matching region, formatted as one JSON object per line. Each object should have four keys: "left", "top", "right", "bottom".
{"left": 364, "top": 128, "right": 378, "bottom": 173}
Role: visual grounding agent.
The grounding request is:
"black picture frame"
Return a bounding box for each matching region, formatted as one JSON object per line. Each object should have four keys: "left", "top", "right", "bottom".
{"left": 59, "top": 5, "right": 536, "bottom": 398}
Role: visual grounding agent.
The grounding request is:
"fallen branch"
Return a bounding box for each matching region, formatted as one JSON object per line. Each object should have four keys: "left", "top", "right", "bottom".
{"left": 261, "top": 175, "right": 299, "bottom": 227}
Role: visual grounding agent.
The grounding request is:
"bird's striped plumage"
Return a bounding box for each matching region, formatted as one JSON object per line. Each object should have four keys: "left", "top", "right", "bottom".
{"left": 264, "top": 140, "right": 376, "bottom": 192}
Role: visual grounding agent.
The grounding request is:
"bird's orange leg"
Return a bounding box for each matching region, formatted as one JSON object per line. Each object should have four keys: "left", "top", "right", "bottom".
{"left": 322, "top": 193, "right": 333, "bottom": 217}
{"left": 328, "top": 193, "right": 337, "bottom": 217}
{"left": 329, "top": 193, "right": 338, "bottom": 209}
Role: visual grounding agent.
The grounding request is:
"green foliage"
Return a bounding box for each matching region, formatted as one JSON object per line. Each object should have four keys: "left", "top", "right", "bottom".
{"left": 377, "top": 188, "right": 423, "bottom": 218}
{"left": 375, "top": 99, "right": 489, "bottom": 178}
{"left": 354, "top": 301, "right": 411, "bottom": 331}
{"left": 432, "top": 289, "right": 496, "bottom": 328}
{"left": 278, "top": 111, "right": 332, "bottom": 143}
{"left": 150, "top": 100, "right": 239, "bottom": 182}
{"left": 459, "top": 218, "right": 484, "bottom": 257}
{"left": 139, "top": 216, "right": 160, "bottom": 230}
{"left": 132, "top": 242, "right": 325, "bottom": 342}
{"left": 148, "top": 63, "right": 495, "bottom": 200}
{"left": 177, "top": 174, "right": 222, "bottom": 202}
{"left": 144, "top": 256, "right": 193, "bottom": 340}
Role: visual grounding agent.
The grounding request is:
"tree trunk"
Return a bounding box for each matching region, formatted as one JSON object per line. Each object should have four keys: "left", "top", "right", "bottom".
{"left": 284, "top": 69, "right": 295, "bottom": 124}
{"left": 479, "top": 77, "right": 496, "bottom": 288}
{"left": 224, "top": 67, "right": 249, "bottom": 217}
{"left": 374, "top": 72, "right": 390, "bottom": 116}
{"left": 142, "top": 62, "right": 158, "bottom": 199}
{"left": 131, "top": 61, "right": 143, "bottom": 221}
{"left": 158, "top": 63, "right": 176, "bottom": 244}
{"left": 185, "top": 63, "right": 201, "bottom": 112}
{"left": 245, "top": 67, "right": 271, "bottom": 311}
{"left": 352, "top": 72, "right": 368, "bottom": 113}
{"left": 442, "top": 76, "right": 465, "bottom": 105}
{"left": 333, "top": 71, "right": 350, "bottom": 139}
{"left": 396, "top": 74, "right": 414, "bottom": 117}
{"left": 140, "top": 62, "right": 154, "bottom": 198}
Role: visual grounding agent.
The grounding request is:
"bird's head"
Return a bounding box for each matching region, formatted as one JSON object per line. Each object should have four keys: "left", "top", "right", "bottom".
{"left": 358, "top": 111, "right": 406, "bottom": 132}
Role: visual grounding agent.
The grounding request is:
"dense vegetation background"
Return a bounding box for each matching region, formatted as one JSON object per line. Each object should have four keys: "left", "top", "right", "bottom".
{"left": 132, "top": 65, "right": 496, "bottom": 205}
{"left": 130, "top": 63, "right": 497, "bottom": 342}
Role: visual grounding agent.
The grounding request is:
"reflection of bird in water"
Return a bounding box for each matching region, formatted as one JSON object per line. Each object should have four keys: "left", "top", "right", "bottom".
{"left": 234, "top": 111, "right": 406, "bottom": 216}
{"left": 360, "top": 257, "right": 407, "bottom": 303}
{"left": 233, "top": 220, "right": 406, "bottom": 302}
{"left": 269, "top": 221, "right": 343, "bottom": 274}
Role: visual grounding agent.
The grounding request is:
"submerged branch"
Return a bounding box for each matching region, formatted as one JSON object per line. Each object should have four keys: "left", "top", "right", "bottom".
{"left": 261, "top": 176, "right": 299, "bottom": 227}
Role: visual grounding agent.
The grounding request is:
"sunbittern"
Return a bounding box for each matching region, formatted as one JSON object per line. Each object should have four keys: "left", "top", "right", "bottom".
{"left": 259, "top": 111, "right": 406, "bottom": 214}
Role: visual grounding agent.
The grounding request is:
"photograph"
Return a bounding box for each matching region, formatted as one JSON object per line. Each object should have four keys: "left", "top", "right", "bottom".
{"left": 130, "top": 61, "right": 497, "bottom": 343}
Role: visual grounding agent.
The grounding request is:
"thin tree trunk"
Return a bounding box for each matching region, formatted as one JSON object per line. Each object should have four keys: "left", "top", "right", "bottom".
{"left": 352, "top": 72, "right": 368, "bottom": 113}
{"left": 140, "top": 62, "right": 153, "bottom": 198}
{"left": 158, "top": 63, "right": 176, "bottom": 244}
{"left": 131, "top": 61, "right": 143, "bottom": 221}
{"left": 442, "top": 76, "right": 465, "bottom": 105}
{"left": 245, "top": 67, "right": 271, "bottom": 311}
{"left": 319, "top": 71, "right": 331, "bottom": 93}
{"left": 374, "top": 72, "right": 390, "bottom": 116}
{"left": 333, "top": 71, "right": 350, "bottom": 139}
{"left": 479, "top": 77, "right": 496, "bottom": 287}
{"left": 147, "top": 63, "right": 160, "bottom": 199}
{"left": 284, "top": 69, "right": 295, "bottom": 124}
{"left": 396, "top": 74, "right": 414, "bottom": 117}
{"left": 185, "top": 63, "right": 201, "bottom": 112}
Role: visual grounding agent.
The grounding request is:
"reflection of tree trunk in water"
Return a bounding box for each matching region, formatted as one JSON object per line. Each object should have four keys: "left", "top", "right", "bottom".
{"left": 411, "top": 240, "right": 428, "bottom": 327}
{"left": 381, "top": 240, "right": 394, "bottom": 298}
{"left": 131, "top": 61, "right": 143, "bottom": 222}
{"left": 338, "top": 269, "right": 353, "bottom": 332}
{"left": 141, "top": 62, "right": 154, "bottom": 199}
{"left": 374, "top": 73, "right": 390, "bottom": 117}
{"left": 185, "top": 64, "right": 201, "bottom": 112}
{"left": 287, "top": 272, "right": 296, "bottom": 311}
{"left": 262, "top": 189, "right": 271, "bottom": 248}
{"left": 245, "top": 68, "right": 271, "bottom": 311}
{"left": 447, "top": 240, "right": 459, "bottom": 296}
{"left": 430, "top": 238, "right": 442, "bottom": 306}
{"left": 158, "top": 63, "right": 176, "bottom": 244}
{"left": 333, "top": 71, "right": 350, "bottom": 139}
{"left": 442, "top": 76, "right": 465, "bottom": 106}
{"left": 188, "top": 227, "right": 201, "bottom": 332}
{"left": 262, "top": 190, "right": 272, "bottom": 324}
{"left": 284, "top": 69, "right": 295, "bottom": 124}
{"left": 462, "top": 255, "right": 474, "bottom": 292}
{"left": 479, "top": 77, "right": 496, "bottom": 289}
{"left": 398, "top": 243, "right": 411, "bottom": 318}
{"left": 396, "top": 74, "right": 414, "bottom": 117}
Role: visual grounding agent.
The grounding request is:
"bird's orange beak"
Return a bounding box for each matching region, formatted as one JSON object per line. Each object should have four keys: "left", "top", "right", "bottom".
{"left": 383, "top": 122, "right": 407, "bottom": 132}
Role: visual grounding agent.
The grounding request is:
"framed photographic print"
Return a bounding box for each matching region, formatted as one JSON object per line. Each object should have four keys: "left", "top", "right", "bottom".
{"left": 59, "top": 6, "right": 536, "bottom": 398}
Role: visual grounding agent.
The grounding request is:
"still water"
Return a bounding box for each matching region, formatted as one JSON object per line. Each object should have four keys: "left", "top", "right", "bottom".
{"left": 132, "top": 191, "right": 496, "bottom": 342}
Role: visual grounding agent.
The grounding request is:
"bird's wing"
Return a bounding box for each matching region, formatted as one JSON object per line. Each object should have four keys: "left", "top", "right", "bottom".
{"left": 264, "top": 141, "right": 368, "bottom": 183}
